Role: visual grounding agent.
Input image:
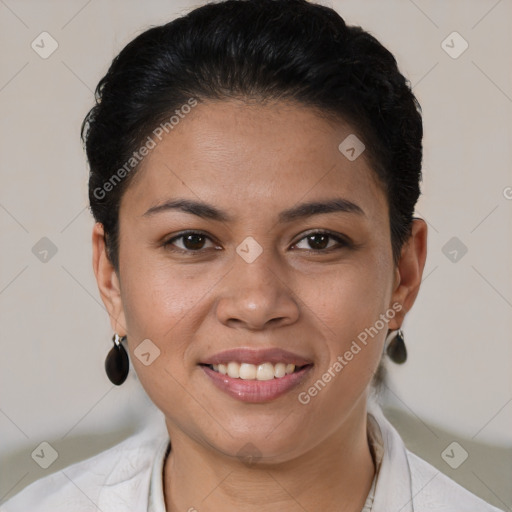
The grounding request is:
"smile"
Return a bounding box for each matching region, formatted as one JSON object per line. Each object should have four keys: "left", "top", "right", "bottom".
{"left": 200, "top": 363, "right": 313, "bottom": 403}
{"left": 204, "top": 361, "right": 305, "bottom": 380}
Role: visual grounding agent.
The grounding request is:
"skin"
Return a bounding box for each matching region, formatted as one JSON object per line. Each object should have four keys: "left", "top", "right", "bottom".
{"left": 92, "top": 99, "right": 427, "bottom": 512}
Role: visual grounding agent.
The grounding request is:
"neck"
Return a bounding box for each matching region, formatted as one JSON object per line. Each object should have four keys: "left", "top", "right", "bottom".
{"left": 163, "top": 397, "right": 375, "bottom": 512}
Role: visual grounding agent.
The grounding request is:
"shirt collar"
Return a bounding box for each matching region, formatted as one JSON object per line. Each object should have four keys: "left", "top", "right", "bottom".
{"left": 146, "top": 398, "right": 416, "bottom": 512}
{"left": 148, "top": 437, "right": 170, "bottom": 512}
{"left": 367, "top": 397, "right": 415, "bottom": 512}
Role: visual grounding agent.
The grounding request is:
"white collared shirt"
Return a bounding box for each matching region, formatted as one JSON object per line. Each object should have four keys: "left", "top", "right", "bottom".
{"left": 1, "top": 399, "right": 504, "bottom": 512}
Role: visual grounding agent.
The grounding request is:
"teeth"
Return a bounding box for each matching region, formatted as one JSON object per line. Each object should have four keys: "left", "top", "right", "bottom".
{"left": 227, "top": 361, "right": 240, "bottom": 378}
{"left": 274, "top": 363, "right": 286, "bottom": 378}
{"left": 210, "top": 362, "right": 299, "bottom": 380}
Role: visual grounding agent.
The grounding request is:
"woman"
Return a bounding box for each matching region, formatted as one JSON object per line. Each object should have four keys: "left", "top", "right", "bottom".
{"left": 2, "top": 0, "right": 504, "bottom": 511}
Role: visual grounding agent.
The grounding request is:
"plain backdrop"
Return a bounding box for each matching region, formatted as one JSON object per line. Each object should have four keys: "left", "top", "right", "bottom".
{"left": 0, "top": 0, "right": 511, "bottom": 509}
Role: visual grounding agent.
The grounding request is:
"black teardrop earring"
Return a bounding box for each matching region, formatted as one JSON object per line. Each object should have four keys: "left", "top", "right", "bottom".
{"left": 385, "top": 329, "right": 407, "bottom": 364}
{"left": 105, "top": 333, "right": 129, "bottom": 385}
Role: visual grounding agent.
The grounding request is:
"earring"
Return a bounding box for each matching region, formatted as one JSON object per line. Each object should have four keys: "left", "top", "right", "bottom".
{"left": 385, "top": 329, "right": 407, "bottom": 364}
{"left": 105, "top": 333, "right": 129, "bottom": 385}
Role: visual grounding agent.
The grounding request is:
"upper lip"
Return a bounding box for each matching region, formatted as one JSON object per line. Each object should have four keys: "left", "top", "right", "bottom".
{"left": 200, "top": 348, "right": 313, "bottom": 366}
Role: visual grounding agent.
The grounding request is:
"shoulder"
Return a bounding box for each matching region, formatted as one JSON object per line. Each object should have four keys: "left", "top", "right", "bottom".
{"left": 367, "top": 398, "right": 505, "bottom": 512}
{"left": 406, "top": 449, "right": 505, "bottom": 512}
{"left": 0, "top": 422, "right": 169, "bottom": 512}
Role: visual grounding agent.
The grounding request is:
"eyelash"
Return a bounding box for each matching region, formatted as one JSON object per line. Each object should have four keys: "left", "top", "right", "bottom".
{"left": 162, "top": 229, "right": 351, "bottom": 254}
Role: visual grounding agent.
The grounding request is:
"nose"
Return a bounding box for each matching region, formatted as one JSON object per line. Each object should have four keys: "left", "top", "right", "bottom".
{"left": 215, "top": 248, "right": 300, "bottom": 332}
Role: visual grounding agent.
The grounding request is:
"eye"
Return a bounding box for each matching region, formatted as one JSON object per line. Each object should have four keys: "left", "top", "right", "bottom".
{"left": 292, "top": 230, "right": 350, "bottom": 252}
{"left": 163, "top": 231, "right": 219, "bottom": 253}
{"left": 163, "top": 229, "right": 350, "bottom": 254}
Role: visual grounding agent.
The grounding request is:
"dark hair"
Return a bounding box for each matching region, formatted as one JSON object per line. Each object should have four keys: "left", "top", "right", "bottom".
{"left": 82, "top": 0, "right": 423, "bottom": 271}
{"left": 82, "top": 0, "right": 423, "bottom": 392}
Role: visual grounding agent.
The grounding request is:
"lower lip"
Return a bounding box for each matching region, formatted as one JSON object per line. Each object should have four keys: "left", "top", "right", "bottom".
{"left": 200, "top": 365, "right": 313, "bottom": 403}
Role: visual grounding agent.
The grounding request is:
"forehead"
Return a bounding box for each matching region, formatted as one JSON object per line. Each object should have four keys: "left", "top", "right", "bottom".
{"left": 121, "top": 99, "right": 388, "bottom": 224}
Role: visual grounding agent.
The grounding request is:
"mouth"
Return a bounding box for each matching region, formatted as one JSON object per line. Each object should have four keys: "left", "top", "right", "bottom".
{"left": 200, "top": 347, "right": 313, "bottom": 368}
{"left": 200, "top": 364, "right": 313, "bottom": 403}
{"left": 199, "top": 362, "right": 311, "bottom": 381}
{"left": 198, "top": 347, "right": 314, "bottom": 402}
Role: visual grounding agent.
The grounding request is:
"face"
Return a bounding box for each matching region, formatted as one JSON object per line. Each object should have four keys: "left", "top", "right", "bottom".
{"left": 93, "top": 99, "right": 424, "bottom": 463}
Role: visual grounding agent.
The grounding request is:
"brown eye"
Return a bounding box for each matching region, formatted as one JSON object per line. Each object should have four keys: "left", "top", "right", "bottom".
{"left": 293, "top": 231, "right": 349, "bottom": 252}
{"left": 163, "top": 231, "right": 217, "bottom": 252}
{"left": 306, "top": 233, "right": 330, "bottom": 250}
{"left": 181, "top": 233, "right": 207, "bottom": 250}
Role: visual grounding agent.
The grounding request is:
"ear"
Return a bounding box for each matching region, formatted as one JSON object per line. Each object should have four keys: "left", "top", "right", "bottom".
{"left": 388, "top": 218, "right": 428, "bottom": 330}
{"left": 92, "top": 222, "right": 127, "bottom": 335}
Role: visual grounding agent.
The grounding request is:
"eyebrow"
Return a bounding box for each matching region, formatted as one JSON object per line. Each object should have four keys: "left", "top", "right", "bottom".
{"left": 142, "top": 197, "right": 365, "bottom": 223}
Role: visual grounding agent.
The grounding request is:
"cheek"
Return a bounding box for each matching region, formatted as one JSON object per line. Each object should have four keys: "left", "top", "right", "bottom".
{"left": 118, "top": 259, "right": 207, "bottom": 409}
{"left": 121, "top": 277, "right": 205, "bottom": 368}
{"left": 118, "top": 250, "right": 227, "bottom": 383}
{"left": 298, "top": 266, "right": 389, "bottom": 417}
{"left": 309, "top": 252, "right": 391, "bottom": 329}
{"left": 119, "top": 242, "right": 208, "bottom": 333}
{"left": 305, "top": 253, "right": 392, "bottom": 376}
